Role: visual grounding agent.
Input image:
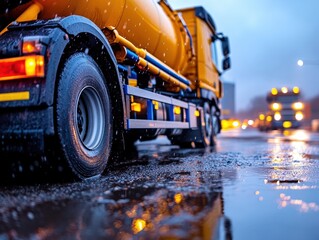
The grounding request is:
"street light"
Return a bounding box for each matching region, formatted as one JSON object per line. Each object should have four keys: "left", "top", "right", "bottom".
{"left": 297, "top": 59, "right": 304, "bottom": 67}
{"left": 297, "top": 59, "right": 319, "bottom": 66}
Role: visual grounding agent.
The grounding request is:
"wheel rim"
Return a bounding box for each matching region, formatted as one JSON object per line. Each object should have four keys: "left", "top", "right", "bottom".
{"left": 211, "top": 107, "right": 219, "bottom": 135}
{"left": 204, "top": 105, "right": 212, "bottom": 139}
{"left": 76, "top": 86, "right": 105, "bottom": 150}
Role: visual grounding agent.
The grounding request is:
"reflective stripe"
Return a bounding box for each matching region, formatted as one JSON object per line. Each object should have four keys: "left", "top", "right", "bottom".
{"left": 0, "top": 91, "right": 30, "bottom": 102}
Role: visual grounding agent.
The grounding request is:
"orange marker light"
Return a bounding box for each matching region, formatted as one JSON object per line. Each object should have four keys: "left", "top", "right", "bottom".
{"left": 131, "top": 102, "right": 141, "bottom": 112}
{"left": 23, "top": 42, "right": 38, "bottom": 54}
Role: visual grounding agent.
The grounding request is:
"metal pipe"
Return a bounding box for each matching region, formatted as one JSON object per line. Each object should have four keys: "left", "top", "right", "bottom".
{"left": 125, "top": 49, "right": 190, "bottom": 91}
{"left": 107, "top": 28, "right": 191, "bottom": 89}
{"left": 144, "top": 54, "right": 190, "bottom": 86}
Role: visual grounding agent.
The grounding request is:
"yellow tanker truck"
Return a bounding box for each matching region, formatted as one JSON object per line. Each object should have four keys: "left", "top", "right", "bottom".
{"left": 0, "top": 0, "right": 230, "bottom": 180}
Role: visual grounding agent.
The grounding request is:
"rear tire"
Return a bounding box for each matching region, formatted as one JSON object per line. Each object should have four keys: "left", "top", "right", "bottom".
{"left": 170, "top": 102, "right": 219, "bottom": 148}
{"left": 196, "top": 102, "right": 213, "bottom": 148}
{"left": 56, "top": 53, "right": 112, "bottom": 179}
{"left": 210, "top": 105, "right": 219, "bottom": 146}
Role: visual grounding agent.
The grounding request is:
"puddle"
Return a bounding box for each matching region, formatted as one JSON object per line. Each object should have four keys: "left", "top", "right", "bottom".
{"left": 222, "top": 167, "right": 319, "bottom": 240}
{"left": 0, "top": 186, "right": 226, "bottom": 240}
{"left": 1, "top": 130, "right": 319, "bottom": 239}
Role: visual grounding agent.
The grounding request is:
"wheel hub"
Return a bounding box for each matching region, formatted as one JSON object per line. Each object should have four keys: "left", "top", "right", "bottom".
{"left": 76, "top": 86, "right": 105, "bottom": 150}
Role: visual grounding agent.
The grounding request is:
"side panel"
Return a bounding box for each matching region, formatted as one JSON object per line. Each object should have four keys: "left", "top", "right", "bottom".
{"left": 178, "top": 9, "right": 197, "bottom": 88}
{"left": 180, "top": 8, "right": 220, "bottom": 97}
{"left": 196, "top": 18, "right": 219, "bottom": 96}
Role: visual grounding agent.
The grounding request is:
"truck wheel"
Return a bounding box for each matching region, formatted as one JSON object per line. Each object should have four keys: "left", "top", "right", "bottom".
{"left": 56, "top": 53, "right": 112, "bottom": 179}
{"left": 196, "top": 102, "right": 213, "bottom": 148}
{"left": 210, "top": 105, "right": 219, "bottom": 146}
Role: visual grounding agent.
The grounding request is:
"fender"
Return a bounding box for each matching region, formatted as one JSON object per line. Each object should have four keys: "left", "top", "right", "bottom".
{"left": 46, "top": 16, "right": 125, "bottom": 120}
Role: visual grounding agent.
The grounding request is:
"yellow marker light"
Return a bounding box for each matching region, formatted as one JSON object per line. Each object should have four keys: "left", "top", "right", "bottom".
{"left": 274, "top": 112, "right": 281, "bottom": 121}
{"left": 281, "top": 87, "right": 288, "bottom": 94}
{"left": 266, "top": 116, "right": 272, "bottom": 122}
{"left": 152, "top": 100, "right": 159, "bottom": 110}
{"left": 259, "top": 114, "right": 265, "bottom": 121}
{"left": 174, "top": 106, "right": 181, "bottom": 115}
{"left": 271, "top": 102, "right": 282, "bottom": 111}
{"left": 131, "top": 102, "right": 141, "bottom": 112}
{"left": 283, "top": 121, "right": 292, "bottom": 128}
{"left": 0, "top": 55, "right": 45, "bottom": 81}
{"left": 271, "top": 88, "right": 278, "bottom": 95}
{"left": 128, "top": 79, "right": 137, "bottom": 87}
{"left": 132, "top": 218, "right": 146, "bottom": 234}
{"left": 174, "top": 193, "right": 183, "bottom": 204}
{"left": 292, "top": 102, "right": 304, "bottom": 110}
{"left": 221, "top": 119, "right": 230, "bottom": 129}
{"left": 195, "top": 110, "right": 200, "bottom": 117}
{"left": 293, "top": 86, "right": 300, "bottom": 94}
{"left": 295, "top": 112, "right": 304, "bottom": 121}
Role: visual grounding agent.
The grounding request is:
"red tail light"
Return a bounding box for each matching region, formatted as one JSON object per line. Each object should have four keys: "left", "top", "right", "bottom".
{"left": 0, "top": 55, "right": 45, "bottom": 81}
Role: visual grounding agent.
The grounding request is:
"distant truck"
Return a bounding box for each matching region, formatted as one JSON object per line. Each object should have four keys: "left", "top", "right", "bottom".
{"left": 258, "top": 87, "right": 304, "bottom": 131}
{"left": 0, "top": 0, "right": 230, "bottom": 179}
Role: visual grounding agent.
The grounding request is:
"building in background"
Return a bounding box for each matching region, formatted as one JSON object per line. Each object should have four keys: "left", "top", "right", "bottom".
{"left": 221, "top": 81, "right": 235, "bottom": 119}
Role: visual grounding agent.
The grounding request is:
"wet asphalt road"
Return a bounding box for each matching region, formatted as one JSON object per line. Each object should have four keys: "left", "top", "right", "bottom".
{"left": 1, "top": 129, "right": 319, "bottom": 240}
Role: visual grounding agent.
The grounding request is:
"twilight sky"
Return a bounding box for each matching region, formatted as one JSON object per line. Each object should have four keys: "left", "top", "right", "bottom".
{"left": 169, "top": 0, "right": 319, "bottom": 112}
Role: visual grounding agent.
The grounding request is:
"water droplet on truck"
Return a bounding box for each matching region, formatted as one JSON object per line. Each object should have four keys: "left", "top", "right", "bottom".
{"left": 27, "top": 212, "right": 34, "bottom": 220}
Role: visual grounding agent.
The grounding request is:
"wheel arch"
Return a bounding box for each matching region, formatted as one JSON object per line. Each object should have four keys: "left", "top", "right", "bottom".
{"left": 200, "top": 88, "right": 221, "bottom": 112}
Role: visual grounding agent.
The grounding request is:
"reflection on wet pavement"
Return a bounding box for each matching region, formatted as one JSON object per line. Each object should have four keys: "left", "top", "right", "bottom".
{"left": 0, "top": 180, "right": 226, "bottom": 239}
{"left": 220, "top": 129, "right": 319, "bottom": 240}
{"left": 0, "top": 130, "right": 319, "bottom": 239}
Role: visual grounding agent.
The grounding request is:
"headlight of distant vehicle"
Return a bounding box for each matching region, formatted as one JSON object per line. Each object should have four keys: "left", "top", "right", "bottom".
{"left": 295, "top": 112, "right": 304, "bottom": 121}
{"left": 274, "top": 112, "right": 281, "bottom": 121}
{"left": 292, "top": 102, "right": 304, "bottom": 110}
{"left": 271, "top": 102, "right": 282, "bottom": 111}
